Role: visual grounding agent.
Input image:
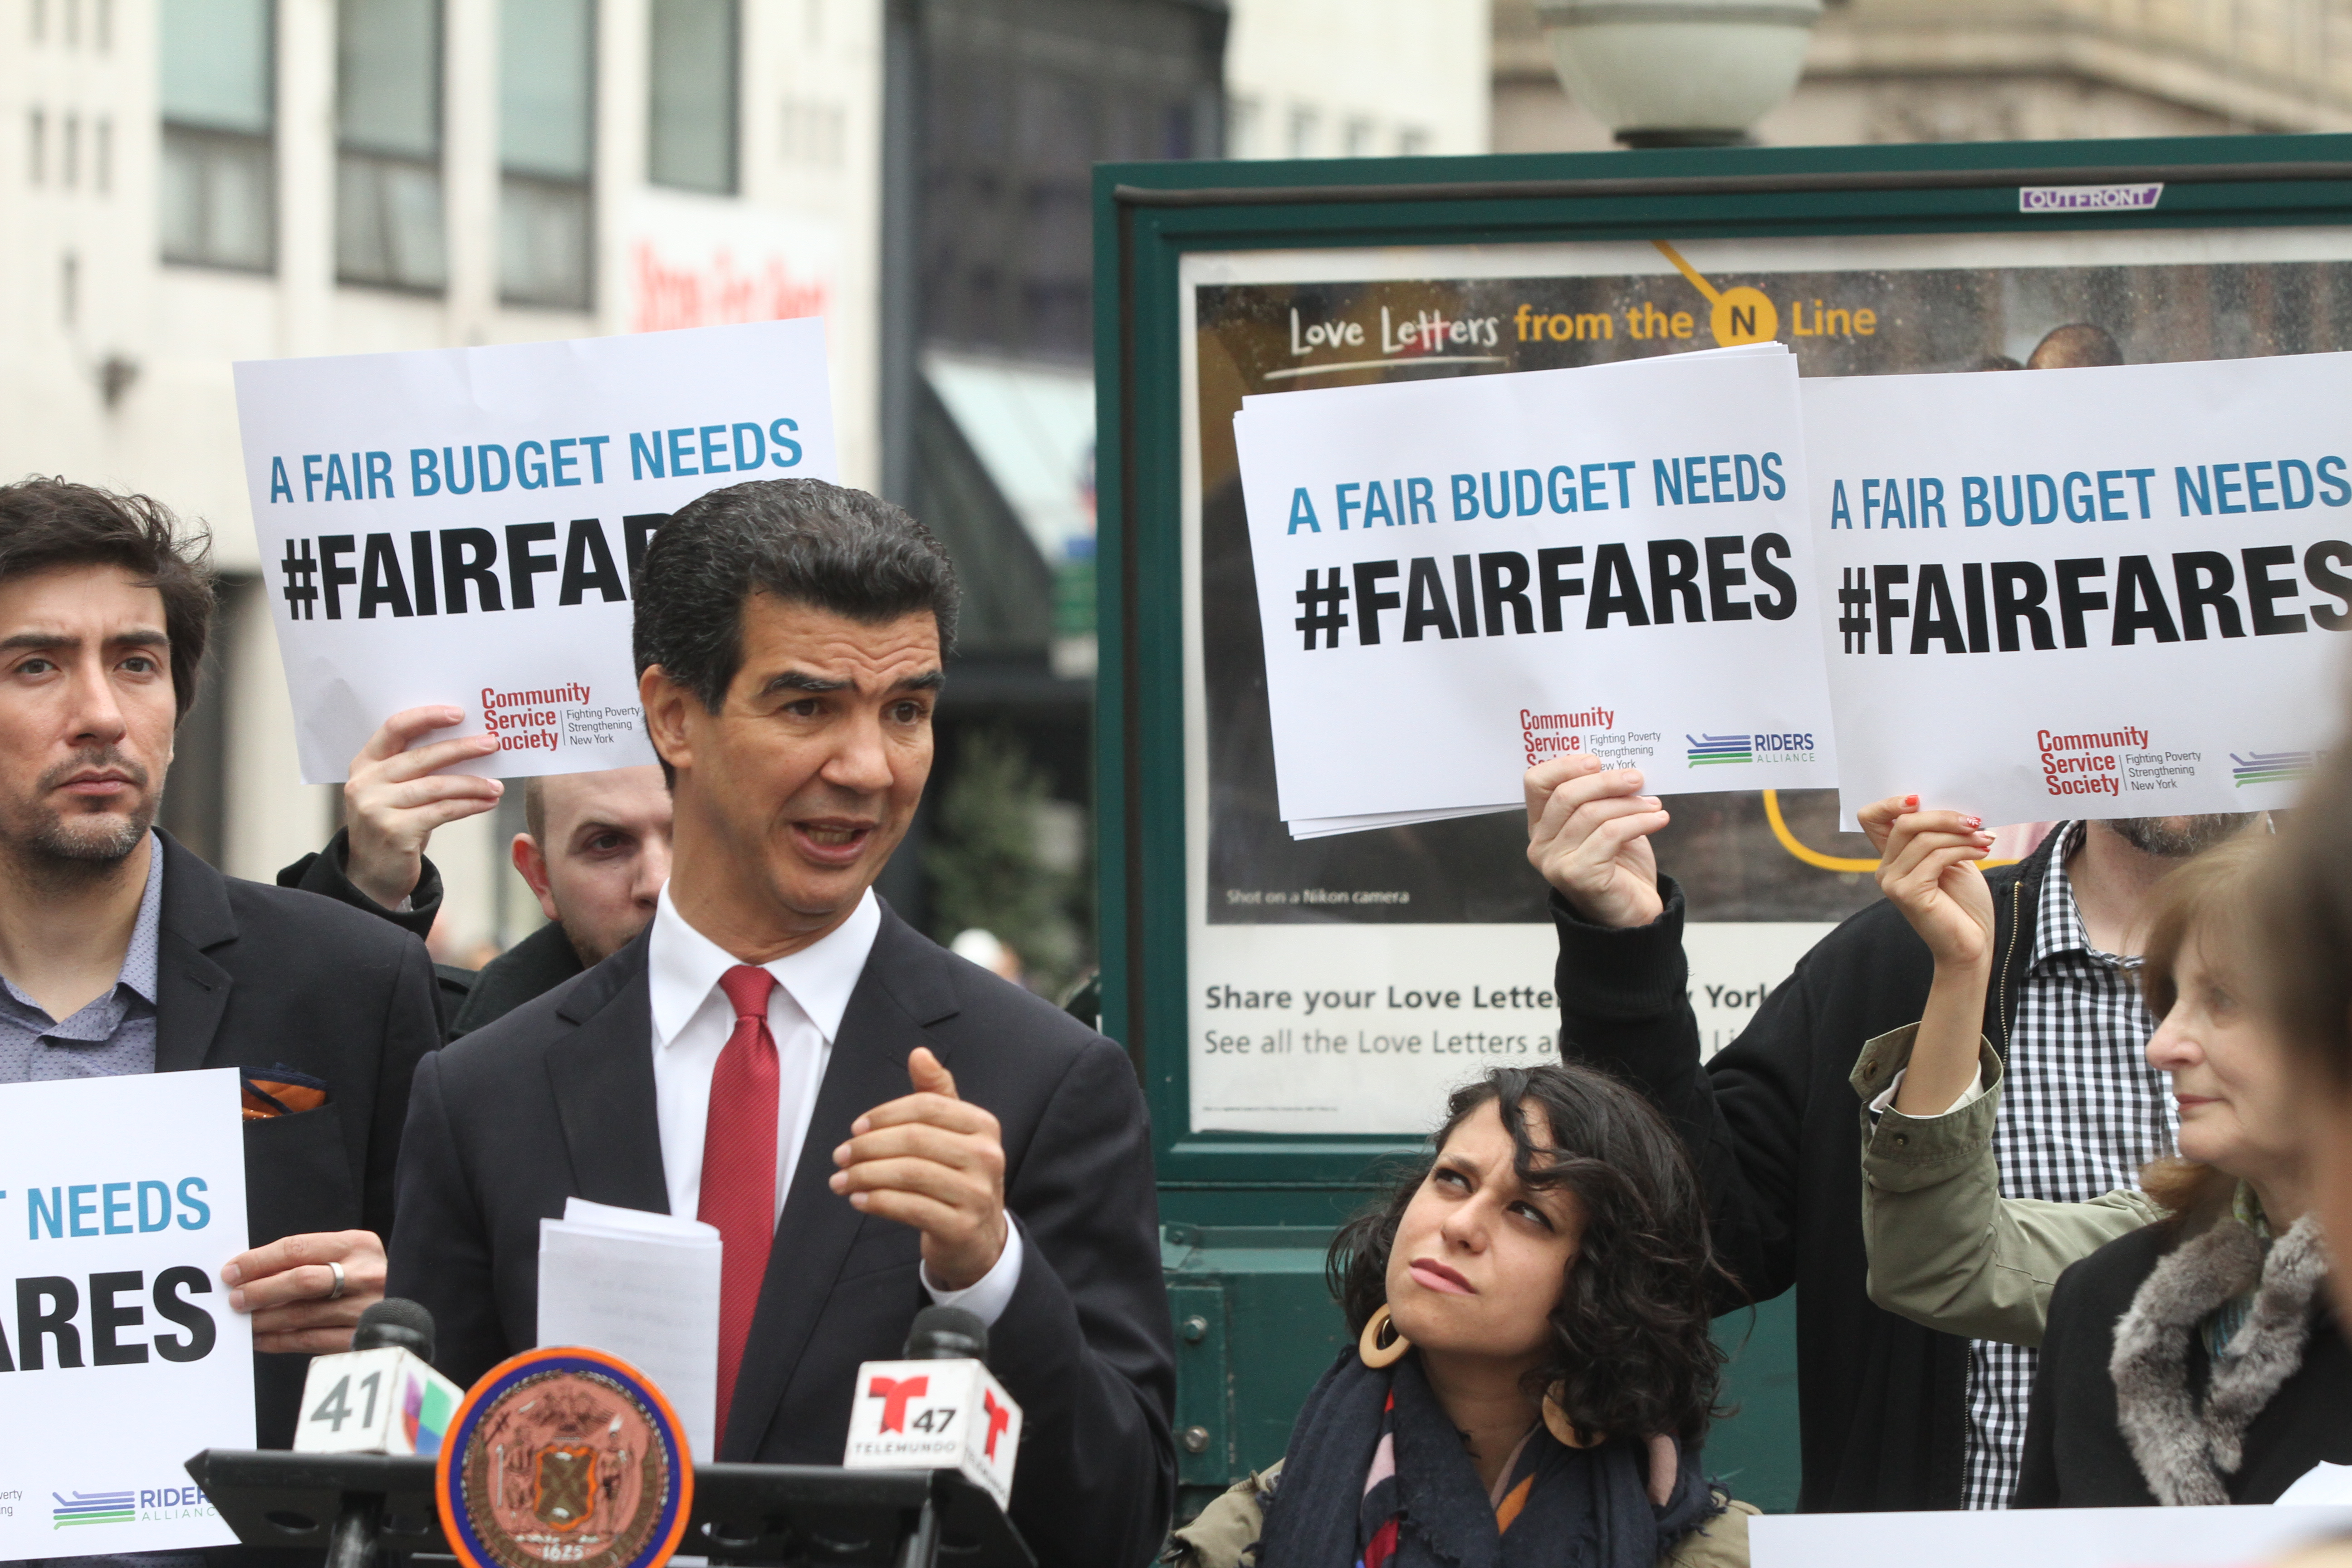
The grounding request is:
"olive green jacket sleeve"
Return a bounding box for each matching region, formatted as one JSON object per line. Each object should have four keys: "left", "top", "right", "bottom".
{"left": 1160, "top": 1460, "right": 1759, "bottom": 1568}
{"left": 1852, "top": 1022, "right": 2165, "bottom": 1348}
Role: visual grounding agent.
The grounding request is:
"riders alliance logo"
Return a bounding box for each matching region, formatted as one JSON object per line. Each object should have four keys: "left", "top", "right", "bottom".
{"left": 1687, "top": 732, "right": 1815, "bottom": 767}
{"left": 51, "top": 1491, "right": 133, "bottom": 1529}
{"left": 2232, "top": 750, "right": 2314, "bottom": 788}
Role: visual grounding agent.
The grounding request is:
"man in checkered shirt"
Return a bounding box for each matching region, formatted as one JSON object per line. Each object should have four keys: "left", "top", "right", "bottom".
{"left": 1524, "top": 749, "right": 2243, "bottom": 1512}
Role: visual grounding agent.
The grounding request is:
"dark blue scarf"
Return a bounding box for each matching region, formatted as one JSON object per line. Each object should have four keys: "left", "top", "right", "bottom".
{"left": 1254, "top": 1350, "right": 1719, "bottom": 1568}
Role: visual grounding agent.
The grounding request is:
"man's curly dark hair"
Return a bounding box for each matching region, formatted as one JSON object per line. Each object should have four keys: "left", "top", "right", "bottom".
{"left": 1328, "top": 1062, "right": 1735, "bottom": 1447}
{"left": 0, "top": 478, "right": 215, "bottom": 723}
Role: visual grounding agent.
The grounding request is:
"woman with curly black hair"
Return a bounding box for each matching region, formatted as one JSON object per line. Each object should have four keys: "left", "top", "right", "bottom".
{"left": 1165, "top": 1062, "right": 1755, "bottom": 1568}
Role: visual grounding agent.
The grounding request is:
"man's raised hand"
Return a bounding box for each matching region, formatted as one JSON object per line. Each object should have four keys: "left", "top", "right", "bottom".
{"left": 1524, "top": 754, "right": 1671, "bottom": 929}
{"left": 343, "top": 706, "right": 504, "bottom": 910}
{"left": 829, "top": 1047, "right": 1009, "bottom": 1292}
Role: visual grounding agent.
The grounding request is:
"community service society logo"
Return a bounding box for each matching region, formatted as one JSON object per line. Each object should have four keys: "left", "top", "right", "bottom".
{"left": 2232, "top": 750, "right": 2315, "bottom": 788}
{"left": 52, "top": 1490, "right": 134, "bottom": 1529}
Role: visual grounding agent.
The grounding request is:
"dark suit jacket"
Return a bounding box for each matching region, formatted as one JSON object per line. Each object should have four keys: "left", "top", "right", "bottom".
{"left": 448, "top": 919, "right": 583, "bottom": 1036}
{"left": 152, "top": 831, "right": 445, "bottom": 1449}
{"left": 387, "top": 904, "right": 1176, "bottom": 1568}
{"left": 277, "top": 827, "right": 475, "bottom": 1025}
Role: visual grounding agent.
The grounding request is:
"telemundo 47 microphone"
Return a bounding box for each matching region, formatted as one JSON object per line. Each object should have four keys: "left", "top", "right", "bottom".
{"left": 293, "top": 1298, "right": 465, "bottom": 1458}
{"left": 841, "top": 1305, "right": 1024, "bottom": 1510}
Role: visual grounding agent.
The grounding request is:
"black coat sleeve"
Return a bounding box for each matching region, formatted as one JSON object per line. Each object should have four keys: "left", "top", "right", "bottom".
{"left": 386, "top": 1050, "right": 512, "bottom": 1387}
{"left": 1553, "top": 879, "right": 1791, "bottom": 1305}
{"left": 278, "top": 826, "right": 446, "bottom": 945}
{"left": 986, "top": 1037, "right": 1176, "bottom": 1568}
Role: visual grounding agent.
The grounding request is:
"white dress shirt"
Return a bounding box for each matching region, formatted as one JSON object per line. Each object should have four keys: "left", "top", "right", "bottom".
{"left": 645, "top": 886, "right": 1023, "bottom": 1324}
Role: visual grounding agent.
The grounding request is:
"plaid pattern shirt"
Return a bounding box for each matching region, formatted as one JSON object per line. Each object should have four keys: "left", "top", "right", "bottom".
{"left": 1961, "top": 823, "right": 2180, "bottom": 1508}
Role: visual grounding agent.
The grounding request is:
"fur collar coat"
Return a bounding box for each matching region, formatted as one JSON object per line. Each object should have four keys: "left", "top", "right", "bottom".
{"left": 2014, "top": 1200, "right": 2352, "bottom": 1507}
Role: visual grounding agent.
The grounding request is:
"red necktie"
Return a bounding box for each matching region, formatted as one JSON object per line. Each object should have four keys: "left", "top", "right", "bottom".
{"left": 699, "top": 964, "right": 779, "bottom": 1447}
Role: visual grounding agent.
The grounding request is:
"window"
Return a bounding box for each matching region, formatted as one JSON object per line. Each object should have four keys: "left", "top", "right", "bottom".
{"left": 159, "top": 0, "right": 274, "bottom": 270}
{"left": 337, "top": 0, "right": 446, "bottom": 289}
{"left": 647, "top": 0, "right": 736, "bottom": 193}
{"left": 500, "top": 0, "right": 595, "bottom": 308}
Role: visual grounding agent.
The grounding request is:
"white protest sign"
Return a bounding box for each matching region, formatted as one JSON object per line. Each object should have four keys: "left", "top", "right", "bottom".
{"left": 1233, "top": 348, "right": 1836, "bottom": 832}
{"left": 233, "top": 318, "right": 838, "bottom": 784}
{"left": 1804, "top": 354, "right": 2352, "bottom": 828}
{"left": 1753, "top": 1503, "right": 2352, "bottom": 1568}
{"left": 0, "top": 1069, "right": 253, "bottom": 1556}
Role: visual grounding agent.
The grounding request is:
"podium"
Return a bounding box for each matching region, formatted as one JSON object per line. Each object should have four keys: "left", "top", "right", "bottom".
{"left": 185, "top": 1450, "right": 1037, "bottom": 1568}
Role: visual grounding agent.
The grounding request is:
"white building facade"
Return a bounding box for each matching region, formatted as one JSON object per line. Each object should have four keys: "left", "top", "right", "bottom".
{"left": 3, "top": 0, "right": 882, "bottom": 952}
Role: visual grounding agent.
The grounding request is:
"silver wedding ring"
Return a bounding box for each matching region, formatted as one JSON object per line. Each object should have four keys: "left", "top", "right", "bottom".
{"left": 326, "top": 1259, "right": 347, "bottom": 1301}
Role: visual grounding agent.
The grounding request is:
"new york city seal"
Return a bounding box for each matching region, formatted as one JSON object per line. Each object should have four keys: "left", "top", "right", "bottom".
{"left": 436, "top": 1347, "right": 693, "bottom": 1568}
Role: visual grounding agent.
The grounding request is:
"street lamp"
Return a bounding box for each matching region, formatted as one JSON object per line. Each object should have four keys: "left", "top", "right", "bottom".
{"left": 1533, "top": 0, "right": 1824, "bottom": 148}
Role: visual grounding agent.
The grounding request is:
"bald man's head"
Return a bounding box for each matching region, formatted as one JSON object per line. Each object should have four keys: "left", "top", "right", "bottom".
{"left": 2027, "top": 323, "right": 2122, "bottom": 370}
{"left": 512, "top": 765, "right": 673, "bottom": 965}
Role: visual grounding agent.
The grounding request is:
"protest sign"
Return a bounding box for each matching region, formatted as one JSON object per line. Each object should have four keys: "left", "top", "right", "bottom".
{"left": 1805, "top": 353, "right": 2352, "bottom": 828}
{"left": 234, "top": 318, "right": 838, "bottom": 784}
{"left": 1753, "top": 1502, "right": 2352, "bottom": 1568}
{"left": 1233, "top": 347, "right": 1835, "bottom": 834}
{"left": 0, "top": 1069, "right": 253, "bottom": 1556}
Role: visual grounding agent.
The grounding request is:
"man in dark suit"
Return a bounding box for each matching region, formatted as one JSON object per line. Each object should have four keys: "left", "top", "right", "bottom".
{"left": 387, "top": 479, "right": 1174, "bottom": 1568}
{"left": 0, "top": 479, "right": 443, "bottom": 1485}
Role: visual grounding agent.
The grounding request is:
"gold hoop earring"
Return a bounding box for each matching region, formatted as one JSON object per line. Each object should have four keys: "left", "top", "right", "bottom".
{"left": 1542, "top": 1389, "right": 1602, "bottom": 1450}
{"left": 1358, "top": 1304, "right": 1411, "bottom": 1368}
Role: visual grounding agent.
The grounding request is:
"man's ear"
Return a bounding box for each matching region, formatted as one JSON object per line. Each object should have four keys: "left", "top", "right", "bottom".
{"left": 511, "top": 834, "right": 560, "bottom": 924}
{"left": 639, "top": 664, "right": 698, "bottom": 776}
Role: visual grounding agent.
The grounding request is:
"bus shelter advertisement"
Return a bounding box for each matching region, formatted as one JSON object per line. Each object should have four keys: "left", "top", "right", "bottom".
{"left": 1180, "top": 227, "right": 2352, "bottom": 1134}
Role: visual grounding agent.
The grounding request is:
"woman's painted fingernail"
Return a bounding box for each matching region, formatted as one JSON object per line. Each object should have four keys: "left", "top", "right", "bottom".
{"left": 1964, "top": 815, "right": 1983, "bottom": 829}
{"left": 1903, "top": 795, "right": 1919, "bottom": 808}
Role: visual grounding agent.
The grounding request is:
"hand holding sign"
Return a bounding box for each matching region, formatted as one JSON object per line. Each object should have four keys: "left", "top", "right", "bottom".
{"left": 1523, "top": 753, "right": 1670, "bottom": 930}
{"left": 223, "top": 1228, "right": 387, "bottom": 1355}
{"left": 1861, "top": 796, "right": 1998, "bottom": 972}
{"left": 829, "top": 1047, "right": 1009, "bottom": 1292}
{"left": 343, "top": 707, "right": 503, "bottom": 909}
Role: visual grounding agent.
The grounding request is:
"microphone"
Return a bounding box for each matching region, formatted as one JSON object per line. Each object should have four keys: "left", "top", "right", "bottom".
{"left": 289, "top": 1301, "right": 467, "bottom": 1568}
{"left": 843, "top": 1306, "right": 1025, "bottom": 1509}
{"left": 904, "top": 1305, "right": 986, "bottom": 1362}
{"left": 293, "top": 1299, "right": 465, "bottom": 1459}
{"left": 353, "top": 1296, "right": 433, "bottom": 1360}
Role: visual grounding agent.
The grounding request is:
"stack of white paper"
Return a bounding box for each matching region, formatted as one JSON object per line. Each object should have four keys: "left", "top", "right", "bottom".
{"left": 538, "top": 1197, "right": 722, "bottom": 1459}
{"left": 1231, "top": 342, "right": 1834, "bottom": 839}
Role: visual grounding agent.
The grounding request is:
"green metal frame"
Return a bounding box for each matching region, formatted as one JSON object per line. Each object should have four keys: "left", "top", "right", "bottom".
{"left": 1095, "top": 130, "right": 2352, "bottom": 1188}
{"left": 1093, "top": 133, "right": 2352, "bottom": 1513}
